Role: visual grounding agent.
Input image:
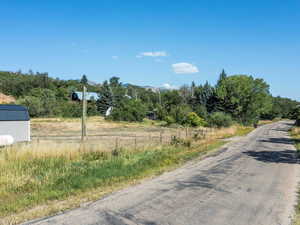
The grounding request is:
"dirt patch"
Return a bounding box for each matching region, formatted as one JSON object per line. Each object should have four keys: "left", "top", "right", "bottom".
{"left": 0, "top": 93, "right": 15, "bottom": 104}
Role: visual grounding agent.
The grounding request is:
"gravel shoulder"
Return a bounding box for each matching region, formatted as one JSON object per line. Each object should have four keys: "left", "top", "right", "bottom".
{"left": 24, "top": 121, "right": 300, "bottom": 225}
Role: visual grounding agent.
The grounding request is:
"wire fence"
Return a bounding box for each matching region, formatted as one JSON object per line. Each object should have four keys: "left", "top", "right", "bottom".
{"left": 31, "top": 126, "right": 216, "bottom": 152}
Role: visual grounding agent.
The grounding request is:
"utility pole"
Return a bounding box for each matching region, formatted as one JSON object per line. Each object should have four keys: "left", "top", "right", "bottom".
{"left": 134, "top": 89, "right": 138, "bottom": 100}
{"left": 158, "top": 89, "right": 162, "bottom": 106}
{"left": 81, "top": 86, "right": 87, "bottom": 141}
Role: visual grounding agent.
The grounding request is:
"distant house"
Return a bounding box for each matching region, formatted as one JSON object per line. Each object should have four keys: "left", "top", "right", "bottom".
{"left": 146, "top": 111, "right": 158, "bottom": 120}
{"left": 0, "top": 105, "right": 30, "bottom": 143}
{"left": 71, "top": 92, "right": 100, "bottom": 101}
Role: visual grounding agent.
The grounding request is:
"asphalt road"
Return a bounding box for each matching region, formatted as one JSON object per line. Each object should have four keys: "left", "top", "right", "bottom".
{"left": 24, "top": 121, "right": 300, "bottom": 225}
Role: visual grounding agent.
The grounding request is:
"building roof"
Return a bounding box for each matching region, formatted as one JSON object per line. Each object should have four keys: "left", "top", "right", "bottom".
{"left": 0, "top": 105, "right": 30, "bottom": 121}
{"left": 73, "top": 92, "right": 100, "bottom": 101}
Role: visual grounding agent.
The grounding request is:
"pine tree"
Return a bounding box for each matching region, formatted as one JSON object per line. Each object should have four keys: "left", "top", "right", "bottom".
{"left": 81, "top": 75, "right": 88, "bottom": 85}
{"left": 191, "top": 81, "right": 196, "bottom": 98}
{"left": 97, "top": 81, "right": 113, "bottom": 115}
{"left": 217, "top": 69, "right": 227, "bottom": 86}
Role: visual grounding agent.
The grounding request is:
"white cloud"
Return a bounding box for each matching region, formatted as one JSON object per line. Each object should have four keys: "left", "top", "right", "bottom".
{"left": 172, "top": 62, "right": 199, "bottom": 74}
{"left": 137, "top": 51, "right": 167, "bottom": 58}
{"left": 162, "top": 83, "right": 177, "bottom": 90}
{"left": 112, "top": 56, "right": 119, "bottom": 60}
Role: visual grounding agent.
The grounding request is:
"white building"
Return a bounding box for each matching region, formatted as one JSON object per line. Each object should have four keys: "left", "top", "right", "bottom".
{"left": 0, "top": 105, "right": 30, "bottom": 143}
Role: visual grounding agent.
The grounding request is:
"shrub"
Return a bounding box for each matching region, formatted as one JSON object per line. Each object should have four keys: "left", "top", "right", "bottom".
{"left": 169, "top": 104, "right": 192, "bottom": 125}
{"left": 292, "top": 107, "right": 300, "bottom": 127}
{"left": 194, "top": 105, "right": 208, "bottom": 120}
{"left": 58, "top": 101, "right": 82, "bottom": 118}
{"left": 17, "top": 96, "right": 44, "bottom": 117}
{"left": 186, "top": 112, "right": 206, "bottom": 127}
{"left": 170, "top": 136, "right": 191, "bottom": 147}
{"left": 156, "top": 105, "right": 168, "bottom": 121}
{"left": 165, "top": 116, "right": 176, "bottom": 125}
{"left": 208, "top": 112, "right": 233, "bottom": 128}
{"left": 108, "top": 99, "right": 147, "bottom": 122}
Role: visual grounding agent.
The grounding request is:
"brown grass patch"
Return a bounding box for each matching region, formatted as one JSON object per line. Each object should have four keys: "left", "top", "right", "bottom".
{"left": 0, "top": 93, "right": 15, "bottom": 104}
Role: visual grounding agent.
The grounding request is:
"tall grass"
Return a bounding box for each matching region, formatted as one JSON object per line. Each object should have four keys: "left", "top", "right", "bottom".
{"left": 0, "top": 125, "right": 252, "bottom": 224}
{"left": 291, "top": 127, "right": 300, "bottom": 153}
{"left": 290, "top": 127, "right": 300, "bottom": 225}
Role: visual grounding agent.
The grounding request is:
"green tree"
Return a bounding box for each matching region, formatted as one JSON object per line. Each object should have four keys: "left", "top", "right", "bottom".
{"left": 58, "top": 102, "right": 82, "bottom": 117}
{"left": 208, "top": 112, "right": 233, "bottom": 128}
{"left": 169, "top": 104, "right": 192, "bottom": 125}
{"left": 81, "top": 75, "right": 88, "bottom": 85}
{"left": 108, "top": 99, "right": 147, "bottom": 122}
{"left": 162, "top": 90, "right": 184, "bottom": 112}
{"left": 97, "top": 81, "right": 113, "bottom": 115}
{"left": 216, "top": 75, "right": 271, "bottom": 124}
{"left": 26, "top": 88, "right": 59, "bottom": 117}
{"left": 217, "top": 69, "right": 227, "bottom": 85}
{"left": 17, "top": 96, "right": 44, "bottom": 117}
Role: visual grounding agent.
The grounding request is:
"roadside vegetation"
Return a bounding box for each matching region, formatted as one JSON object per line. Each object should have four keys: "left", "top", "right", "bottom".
{"left": 290, "top": 106, "right": 300, "bottom": 224}
{"left": 291, "top": 127, "right": 300, "bottom": 155}
{"left": 0, "top": 125, "right": 252, "bottom": 224}
{"left": 291, "top": 125, "right": 300, "bottom": 225}
{"left": 290, "top": 106, "right": 300, "bottom": 154}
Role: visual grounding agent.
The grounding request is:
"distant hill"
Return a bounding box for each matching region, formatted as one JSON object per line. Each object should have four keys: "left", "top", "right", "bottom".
{"left": 0, "top": 70, "right": 100, "bottom": 98}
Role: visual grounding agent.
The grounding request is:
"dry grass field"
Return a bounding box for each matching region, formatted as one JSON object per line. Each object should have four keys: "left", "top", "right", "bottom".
{"left": 30, "top": 117, "right": 219, "bottom": 151}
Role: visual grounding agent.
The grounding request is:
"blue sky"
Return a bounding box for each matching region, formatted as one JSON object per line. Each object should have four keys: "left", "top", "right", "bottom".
{"left": 0, "top": 0, "right": 299, "bottom": 100}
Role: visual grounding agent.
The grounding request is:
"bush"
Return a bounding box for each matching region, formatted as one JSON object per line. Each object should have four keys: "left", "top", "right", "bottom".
{"left": 165, "top": 116, "right": 176, "bottom": 125}
{"left": 194, "top": 105, "right": 208, "bottom": 120}
{"left": 291, "top": 107, "right": 300, "bottom": 127}
{"left": 155, "top": 105, "right": 166, "bottom": 120}
{"left": 17, "top": 96, "right": 44, "bottom": 117}
{"left": 169, "top": 104, "right": 191, "bottom": 125}
{"left": 208, "top": 112, "right": 233, "bottom": 128}
{"left": 58, "top": 101, "right": 82, "bottom": 118}
{"left": 108, "top": 99, "right": 147, "bottom": 122}
{"left": 186, "top": 112, "right": 206, "bottom": 127}
{"left": 170, "top": 136, "right": 191, "bottom": 147}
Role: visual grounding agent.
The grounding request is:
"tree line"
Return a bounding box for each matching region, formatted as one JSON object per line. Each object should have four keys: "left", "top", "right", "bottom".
{"left": 0, "top": 70, "right": 299, "bottom": 127}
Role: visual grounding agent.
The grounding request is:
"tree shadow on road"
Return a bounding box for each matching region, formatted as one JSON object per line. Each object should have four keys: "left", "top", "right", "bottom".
{"left": 243, "top": 150, "right": 299, "bottom": 164}
{"left": 248, "top": 136, "right": 300, "bottom": 164}
{"left": 259, "top": 137, "right": 297, "bottom": 145}
{"left": 271, "top": 128, "right": 292, "bottom": 132}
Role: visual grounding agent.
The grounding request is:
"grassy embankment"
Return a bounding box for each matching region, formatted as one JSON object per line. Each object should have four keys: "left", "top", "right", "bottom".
{"left": 0, "top": 124, "right": 253, "bottom": 224}
{"left": 290, "top": 126, "right": 300, "bottom": 225}
{"left": 258, "top": 118, "right": 282, "bottom": 126}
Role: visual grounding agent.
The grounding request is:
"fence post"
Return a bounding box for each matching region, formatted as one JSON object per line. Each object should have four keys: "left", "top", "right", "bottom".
{"left": 185, "top": 127, "right": 188, "bottom": 139}
{"left": 134, "top": 135, "right": 137, "bottom": 150}
{"left": 115, "top": 137, "right": 119, "bottom": 150}
{"left": 160, "top": 130, "right": 163, "bottom": 144}
{"left": 81, "top": 86, "right": 87, "bottom": 141}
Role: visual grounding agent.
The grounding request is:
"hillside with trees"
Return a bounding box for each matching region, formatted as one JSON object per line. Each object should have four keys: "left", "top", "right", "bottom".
{"left": 0, "top": 69, "right": 299, "bottom": 127}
